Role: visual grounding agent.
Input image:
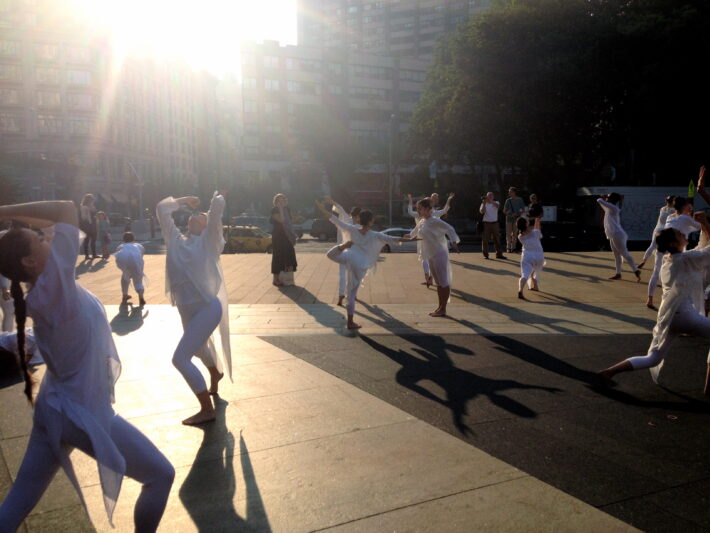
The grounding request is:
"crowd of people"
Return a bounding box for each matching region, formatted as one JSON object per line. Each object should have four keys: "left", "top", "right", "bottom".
{"left": 1, "top": 172, "right": 710, "bottom": 531}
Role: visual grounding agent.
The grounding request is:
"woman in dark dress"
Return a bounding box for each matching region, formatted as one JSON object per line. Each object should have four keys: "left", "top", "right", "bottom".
{"left": 270, "top": 193, "right": 297, "bottom": 286}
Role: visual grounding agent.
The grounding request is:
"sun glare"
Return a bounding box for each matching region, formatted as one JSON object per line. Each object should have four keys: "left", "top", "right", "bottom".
{"left": 67, "top": 0, "right": 297, "bottom": 74}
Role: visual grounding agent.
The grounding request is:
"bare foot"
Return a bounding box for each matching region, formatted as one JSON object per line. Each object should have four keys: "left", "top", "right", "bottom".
{"left": 139, "top": 297, "right": 146, "bottom": 307}
{"left": 429, "top": 310, "right": 447, "bottom": 317}
{"left": 347, "top": 322, "right": 362, "bottom": 330}
{"left": 182, "top": 409, "right": 216, "bottom": 425}
{"left": 209, "top": 370, "right": 224, "bottom": 395}
{"left": 273, "top": 280, "right": 284, "bottom": 287}
{"left": 634, "top": 269, "right": 642, "bottom": 282}
{"left": 518, "top": 291, "right": 525, "bottom": 300}
{"left": 608, "top": 274, "right": 621, "bottom": 280}
{"left": 637, "top": 261, "right": 646, "bottom": 270}
{"left": 121, "top": 295, "right": 132, "bottom": 304}
{"left": 337, "top": 295, "right": 345, "bottom": 307}
{"left": 530, "top": 285, "right": 539, "bottom": 292}
{"left": 425, "top": 275, "right": 433, "bottom": 288}
{"left": 595, "top": 371, "right": 617, "bottom": 389}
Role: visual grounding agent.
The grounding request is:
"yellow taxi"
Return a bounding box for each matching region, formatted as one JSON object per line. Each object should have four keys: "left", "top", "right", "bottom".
{"left": 223, "top": 225, "right": 273, "bottom": 253}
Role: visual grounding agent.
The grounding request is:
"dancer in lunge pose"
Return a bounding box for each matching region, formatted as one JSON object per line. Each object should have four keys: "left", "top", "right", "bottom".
{"left": 157, "top": 192, "right": 232, "bottom": 425}
{"left": 597, "top": 193, "right": 641, "bottom": 281}
{"left": 517, "top": 216, "right": 545, "bottom": 300}
{"left": 115, "top": 232, "right": 146, "bottom": 306}
{"left": 316, "top": 200, "right": 414, "bottom": 329}
{"left": 324, "top": 196, "right": 361, "bottom": 307}
{"left": 646, "top": 196, "right": 700, "bottom": 309}
{"left": 408, "top": 198, "right": 460, "bottom": 317}
{"left": 0, "top": 200, "right": 174, "bottom": 532}
{"left": 599, "top": 222, "right": 710, "bottom": 396}
{"left": 407, "top": 192, "right": 454, "bottom": 287}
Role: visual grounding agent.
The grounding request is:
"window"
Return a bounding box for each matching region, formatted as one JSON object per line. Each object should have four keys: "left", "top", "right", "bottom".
{"left": 328, "top": 85, "right": 342, "bottom": 95}
{"left": 243, "top": 100, "right": 257, "bottom": 113}
{"left": 287, "top": 80, "right": 301, "bottom": 92}
{"left": 0, "top": 112, "right": 22, "bottom": 133}
{"left": 327, "top": 62, "right": 342, "bottom": 74}
{"left": 37, "top": 91, "right": 61, "bottom": 107}
{"left": 0, "top": 88, "right": 20, "bottom": 105}
{"left": 67, "top": 46, "right": 91, "bottom": 64}
{"left": 242, "top": 77, "right": 257, "bottom": 89}
{"left": 400, "top": 69, "right": 426, "bottom": 82}
{"left": 37, "top": 114, "right": 62, "bottom": 134}
{"left": 67, "top": 93, "right": 93, "bottom": 109}
{"left": 263, "top": 55, "right": 279, "bottom": 68}
{"left": 349, "top": 86, "right": 388, "bottom": 99}
{"left": 35, "top": 43, "right": 59, "bottom": 61}
{"left": 0, "top": 64, "right": 21, "bottom": 82}
{"left": 264, "top": 79, "right": 280, "bottom": 91}
{"left": 68, "top": 117, "right": 93, "bottom": 135}
{"left": 0, "top": 39, "right": 20, "bottom": 56}
{"left": 348, "top": 6, "right": 358, "bottom": 13}
{"left": 351, "top": 64, "right": 392, "bottom": 79}
{"left": 67, "top": 70, "right": 92, "bottom": 86}
{"left": 264, "top": 102, "right": 281, "bottom": 113}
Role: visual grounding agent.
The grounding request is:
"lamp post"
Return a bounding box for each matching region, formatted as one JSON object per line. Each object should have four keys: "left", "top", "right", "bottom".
{"left": 388, "top": 113, "right": 396, "bottom": 227}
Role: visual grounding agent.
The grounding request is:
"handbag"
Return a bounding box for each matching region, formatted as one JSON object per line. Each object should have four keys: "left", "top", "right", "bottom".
{"left": 279, "top": 270, "right": 295, "bottom": 286}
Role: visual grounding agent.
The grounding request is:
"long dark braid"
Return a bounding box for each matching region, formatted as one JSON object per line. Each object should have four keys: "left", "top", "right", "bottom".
{"left": 0, "top": 229, "right": 34, "bottom": 404}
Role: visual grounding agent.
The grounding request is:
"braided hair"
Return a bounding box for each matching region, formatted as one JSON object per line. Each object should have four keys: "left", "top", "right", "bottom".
{"left": 0, "top": 229, "right": 34, "bottom": 404}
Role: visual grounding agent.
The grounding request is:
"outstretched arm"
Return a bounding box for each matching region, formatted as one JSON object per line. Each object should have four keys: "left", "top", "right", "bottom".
{"left": 435, "top": 193, "right": 454, "bottom": 216}
{"left": 407, "top": 194, "right": 417, "bottom": 217}
{"left": 0, "top": 200, "right": 77, "bottom": 227}
{"left": 697, "top": 166, "right": 710, "bottom": 206}
{"left": 325, "top": 196, "right": 346, "bottom": 218}
{"left": 157, "top": 196, "right": 199, "bottom": 243}
{"left": 205, "top": 192, "right": 226, "bottom": 253}
{"left": 534, "top": 216, "right": 542, "bottom": 231}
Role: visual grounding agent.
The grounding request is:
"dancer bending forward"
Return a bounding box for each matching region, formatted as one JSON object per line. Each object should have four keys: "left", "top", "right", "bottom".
{"left": 599, "top": 224, "right": 710, "bottom": 395}
{"left": 517, "top": 216, "right": 545, "bottom": 299}
{"left": 316, "top": 201, "right": 412, "bottom": 329}
{"left": 408, "top": 198, "right": 460, "bottom": 317}
{"left": 0, "top": 200, "right": 174, "bottom": 532}
{"left": 115, "top": 231, "right": 146, "bottom": 306}
{"left": 597, "top": 193, "right": 640, "bottom": 281}
{"left": 157, "top": 192, "right": 232, "bottom": 425}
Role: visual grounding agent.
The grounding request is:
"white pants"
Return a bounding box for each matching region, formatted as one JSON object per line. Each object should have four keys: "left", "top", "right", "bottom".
{"left": 1, "top": 297, "right": 13, "bottom": 332}
{"left": 520, "top": 252, "right": 544, "bottom": 288}
{"left": 647, "top": 249, "right": 664, "bottom": 298}
{"left": 116, "top": 254, "right": 144, "bottom": 297}
{"left": 421, "top": 259, "right": 430, "bottom": 277}
{"left": 338, "top": 263, "right": 347, "bottom": 297}
{"left": 608, "top": 233, "right": 637, "bottom": 274}
{"left": 327, "top": 246, "right": 366, "bottom": 315}
{"left": 428, "top": 249, "right": 450, "bottom": 288}
{"left": 627, "top": 306, "right": 710, "bottom": 370}
{"left": 174, "top": 298, "right": 222, "bottom": 394}
{"left": 0, "top": 414, "right": 174, "bottom": 532}
{"left": 642, "top": 236, "right": 657, "bottom": 263}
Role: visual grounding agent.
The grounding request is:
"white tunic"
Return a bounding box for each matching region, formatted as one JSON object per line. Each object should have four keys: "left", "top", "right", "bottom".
{"left": 156, "top": 193, "right": 232, "bottom": 379}
{"left": 519, "top": 229, "right": 545, "bottom": 280}
{"left": 330, "top": 216, "right": 400, "bottom": 272}
{"left": 26, "top": 223, "right": 123, "bottom": 522}
{"left": 409, "top": 216, "right": 460, "bottom": 285}
{"left": 653, "top": 205, "right": 675, "bottom": 233}
{"left": 597, "top": 198, "right": 626, "bottom": 239}
{"left": 664, "top": 213, "right": 701, "bottom": 238}
{"left": 114, "top": 242, "right": 145, "bottom": 278}
{"left": 407, "top": 200, "right": 450, "bottom": 262}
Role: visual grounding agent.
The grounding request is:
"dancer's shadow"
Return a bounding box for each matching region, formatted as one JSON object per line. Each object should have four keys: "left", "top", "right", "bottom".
{"left": 277, "top": 285, "right": 349, "bottom": 334}
{"left": 179, "top": 398, "right": 271, "bottom": 532}
{"left": 110, "top": 303, "right": 148, "bottom": 336}
{"left": 75, "top": 258, "right": 108, "bottom": 278}
{"left": 449, "top": 259, "right": 519, "bottom": 278}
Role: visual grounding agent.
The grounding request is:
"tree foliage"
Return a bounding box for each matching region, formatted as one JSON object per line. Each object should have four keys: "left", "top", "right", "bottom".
{"left": 410, "top": 0, "right": 710, "bottom": 196}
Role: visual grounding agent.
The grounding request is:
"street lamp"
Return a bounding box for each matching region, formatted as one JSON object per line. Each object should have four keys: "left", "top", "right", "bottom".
{"left": 388, "top": 113, "right": 396, "bottom": 227}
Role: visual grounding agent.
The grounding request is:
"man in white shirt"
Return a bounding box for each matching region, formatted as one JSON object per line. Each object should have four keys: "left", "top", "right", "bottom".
{"left": 479, "top": 192, "right": 506, "bottom": 259}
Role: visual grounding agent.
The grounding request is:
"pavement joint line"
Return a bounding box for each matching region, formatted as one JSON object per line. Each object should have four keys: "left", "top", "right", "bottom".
{"left": 311, "top": 473, "right": 532, "bottom": 532}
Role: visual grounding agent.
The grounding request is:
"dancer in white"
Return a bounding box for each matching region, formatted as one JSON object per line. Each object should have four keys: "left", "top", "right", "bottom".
{"left": 408, "top": 197, "right": 461, "bottom": 317}
{"left": 0, "top": 200, "right": 174, "bottom": 532}
{"left": 157, "top": 192, "right": 232, "bottom": 425}
{"left": 517, "top": 216, "right": 545, "bottom": 300}
{"left": 646, "top": 196, "right": 700, "bottom": 309}
{"left": 638, "top": 196, "right": 675, "bottom": 308}
{"left": 325, "top": 196, "right": 361, "bottom": 307}
{"left": 115, "top": 232, "right": 146, "bottom": 306}
{"left": 598, "top": 224, "right": 710, "bottom": 396}
{"left": 597, "top": 193, "right": 641, "bottom": 281}
{"left": 407, "top": 192, "right": 454, "bottom": 287}
{"left": 316, "top": 200, "right": 413, "bottom": 329}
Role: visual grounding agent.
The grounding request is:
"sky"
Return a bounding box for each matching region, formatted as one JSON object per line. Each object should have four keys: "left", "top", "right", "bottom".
{"left": 68, "top": 0, "right": 298, "bottom": 75}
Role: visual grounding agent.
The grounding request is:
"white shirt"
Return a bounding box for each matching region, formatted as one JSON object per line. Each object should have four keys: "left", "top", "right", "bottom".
{"left": 331, "top": 201, "right": 354, "bottom": 244}
{"left": 664, "top": 213, "right": 700, "bottom": 238}
{"left": 410, "top": 216, "right": 460, "bottom": 261}
{"left": 597, "top": 198, "right": 624, "bottom": 238}
{"left": 653, "top": 205, "right": 675, "bottom": 232}
{"left": 480, "top": 201, "right": 499, "bottom": 223}
{"left": 519, "top": 229, "right": 543, "bottom": 254}
{"left": 330, "top": 216, "right": 400, "bottom": 272}
{"left": 114, "top": 242, "right": 145, "bottom": 276}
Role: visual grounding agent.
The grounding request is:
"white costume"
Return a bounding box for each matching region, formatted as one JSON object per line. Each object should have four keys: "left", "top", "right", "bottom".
{"left": 0, "top": 223, "right": 173, "bottom": 531}
{"left": 407, "top": 198, "right": 450, "bottom": 277}
{"left": 0, "top": 328, "right": 43, "bottom": 366}
{"left": 597, "top": 198, "right": 638, "bottom": 275}
{"left": 331, "top": 200, "right": 356, "bottom": 299}
{"left": 0, "top": 273, "right": 13, "bottom": 331}
{"left": 327, "top": 216, "right": 400, "bottom": 315}
{"left": 641, "top": 205, "right": 675, "bottom": 263}
{"left": 115, "top": 242, "right": 146, "bottom": 298}
{"left": 518, "top": 229, "right": 545, "bottom": 288}
{"left": 409, "top": 216, "right": 460, "bottom": 288}
{"left": 647, "top": 213, "right": 702, "bottom": 299}
{"left": 627, "top": 245, "right": 710, "bottom": 383}
{"left": 157, "top": 193, "right": 232, "bottom": 393}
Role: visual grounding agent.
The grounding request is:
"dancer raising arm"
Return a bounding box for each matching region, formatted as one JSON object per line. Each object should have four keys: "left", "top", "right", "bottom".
{"left": 517, "top": 216, "right": 545, "bottom": 300}
{"left": 316, "top": 200, "right": 414, "bottom": 330}
{"left": 408, "top": 197, "right": 461, "bottom": 317}
{"left": 0, "top": 200, "right": 174, "bottom": 532}
{"left": 407, "top": 193, "right": 455, "bottom": 287}
{"left": 324, "top": 196, "right": 361, "bottom": 307}
{"left": 598, "top": 219, "right": 710, "bottom": 396}
{"left": 597, "top": 193, "right": 641, "bottom": 281}
{"left": 156, "top": 192, "right": 232, "bottom": 425}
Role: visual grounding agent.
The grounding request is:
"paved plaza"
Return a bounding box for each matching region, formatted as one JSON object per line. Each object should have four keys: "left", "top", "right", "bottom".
{"left": 1, "top": 250, "right": 709, "bottom": 532}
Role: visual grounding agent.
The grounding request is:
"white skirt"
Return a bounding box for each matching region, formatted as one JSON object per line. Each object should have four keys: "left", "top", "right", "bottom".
{"left": 428, "top": 249, "right": 451, "bottom": 288}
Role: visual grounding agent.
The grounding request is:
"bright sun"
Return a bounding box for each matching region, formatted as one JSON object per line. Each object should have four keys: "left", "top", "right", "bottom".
{"left": 67, "top": 0, "right": 297, "bottom": 74}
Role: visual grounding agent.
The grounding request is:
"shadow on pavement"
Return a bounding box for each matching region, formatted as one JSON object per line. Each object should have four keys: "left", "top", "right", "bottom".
{"left": 110, "top": 303, "right": 148, "bottom": 336}
{"left": 75, "top": 258, "right": 109, "bottom": 278}
{"left": 277, "top": 285, "right": 349, "bottom": 335}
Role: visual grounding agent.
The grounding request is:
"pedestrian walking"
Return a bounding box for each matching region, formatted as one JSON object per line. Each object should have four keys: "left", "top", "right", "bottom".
{"left": 79, "top": 193, "right": 98, "bottom": 260}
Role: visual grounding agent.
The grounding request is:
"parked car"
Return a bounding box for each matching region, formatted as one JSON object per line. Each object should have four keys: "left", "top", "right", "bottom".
{"left": 310, "top": 218, "right": 337, "bottom": 241}
{"left": 232, "top": 214, "right": 303, "bottom": 240}
{"left": 380, "top": 228, "right": 417, "bottom": 253}
{"left": 223, "top": 225, "right": 273, "bottom": 253}
{"left": 109, "top": 213, "right": 131, "bottom": 230}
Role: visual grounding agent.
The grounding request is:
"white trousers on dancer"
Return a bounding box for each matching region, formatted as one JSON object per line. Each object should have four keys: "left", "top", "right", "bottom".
{"left": 338, "top": 263, "right": 347, "bottom": 297}
{"left": 627, "top": 306, "right": 710, "bottom": 371}
{"left": 1, "top": 298, "right": 13, "bottom": 332}
{"left": 174, "top": 298, "right": 222, "bottom": 394}
{"left": 608, "top": 232, "right": 637, "bottom": 274}
{"left": 120, "top": 271, "right": 144, "bottom": 297}
{"left": 327, "top": 246, "right": 366, "bottom": 315}
{"left": 520, "top": 252, "right": 544, "bottom": 288}
{"left": 642, "top": 237, "right": 657, "bottom": 263}
{"left": 422, "top": 259, "right": 430, "bottom": 277}
{"left": 428, "top": 249, "right": 450, "bottom": 288}
{"left": 0, "top": 414, "right": 174, "bottom": 533}
{"left": 647, "top": 250, "right": 664, "bottom": 298}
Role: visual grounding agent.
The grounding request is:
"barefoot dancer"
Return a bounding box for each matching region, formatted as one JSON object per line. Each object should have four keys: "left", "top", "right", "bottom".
{"left": 115, "top": 232, "right": 146, "bottom": 306}
{"left": 325, "top": 196, "right": 361, "bottom": 307}
{"left": 599, "top": 223, "right": 710, "bottom": 395}
{"left": 157, "top": 192, "right": 232, "bottom": 425}
{"left": 517, "top": 216, "right": 545, "bottom": 300}
{"left": 408, "top": 198, "right": 461, "bottom": 317}
{"left": 0, "top": 201, "right": 174, "bottom": 532}
{"left": 597, "top": 193, "right": 641, "bottom": 281}
{"left": 407, "top": 192, "right": 454, "bottom": 287}
{"left": 316, "top": 200, "right": 413, "bottom": 329}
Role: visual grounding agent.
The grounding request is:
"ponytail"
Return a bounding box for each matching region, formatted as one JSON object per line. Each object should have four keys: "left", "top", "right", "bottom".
{"left": 11, "top": 280, "right": 32, "bottom": 404}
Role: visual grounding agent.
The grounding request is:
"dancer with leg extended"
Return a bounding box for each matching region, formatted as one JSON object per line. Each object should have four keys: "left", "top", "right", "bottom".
{"left": 408, "top": 198, "right": 461, "bottom": 317}
{"left": 517, "top": 216, "right": 545, "bottom": 300}
{"left": 638, "top": 195, "right": 675, "bottom": 271}
{"left": 407, "top": 192, "right": 454, "bottom": 287}
{"left": 316, "top": 200, "right": 413, "bottom": 329}
{"left": 115, "top": 232, "right": 146, "bottom": 306}
{"left": 0, "top": 200, "right": 174, "bottom": 532}
{"left": 597, "top": 193, "right": 641, "bottom": 281}
{"left": 599, "top": 222, "right": 710, "bottom": 396}
{"left": 157, "top": 192, "right": 232, "bottom": 425}
{"left": 325, "top": 196, "right": 361, "bottom": 307}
